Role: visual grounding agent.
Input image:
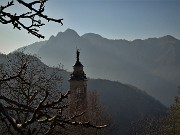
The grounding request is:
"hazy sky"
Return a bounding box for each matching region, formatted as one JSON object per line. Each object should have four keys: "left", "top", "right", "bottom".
{"left": 0, "top": 0, "right": 180, "bottom": 54}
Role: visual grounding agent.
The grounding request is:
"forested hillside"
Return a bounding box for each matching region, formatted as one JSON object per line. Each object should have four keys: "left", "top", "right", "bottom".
{"left": 16, "top": 29, "right": 180, "bottom": 106}
{"left": 0, "top": 52, "right": 167, "bottom": 134}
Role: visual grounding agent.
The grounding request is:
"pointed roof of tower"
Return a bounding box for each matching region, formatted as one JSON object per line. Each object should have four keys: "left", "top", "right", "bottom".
{"left": 74, "top": 49, "right": 83, "bottom": 67}
{"left": 70, "top": 49, "right": 87, "bottom": 81}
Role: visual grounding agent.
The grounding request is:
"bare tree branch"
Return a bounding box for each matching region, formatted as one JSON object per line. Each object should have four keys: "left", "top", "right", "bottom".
{"left": 0, "top": 0, "right": 63, "bottom": 38}
{"left": 0, "top": 53, "right": 107, "bottom": 134}
{"left": 0, "top": 102, "right": 21, "bottom": 132}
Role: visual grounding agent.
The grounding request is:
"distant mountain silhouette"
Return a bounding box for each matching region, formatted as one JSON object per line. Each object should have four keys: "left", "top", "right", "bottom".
{"left": 0, "top": 52, "right": 166, "bottom": 135}
{"left": 16, "top": 29, "right": 180, "bottom": 106}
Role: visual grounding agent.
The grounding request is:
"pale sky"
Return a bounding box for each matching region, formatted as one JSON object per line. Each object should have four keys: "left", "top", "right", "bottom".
{"left": 0, "top": 0, "right": 180, "bottom": 54}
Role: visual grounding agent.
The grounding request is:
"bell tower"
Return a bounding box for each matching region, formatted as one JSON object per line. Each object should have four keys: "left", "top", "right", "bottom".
{"left": 69, "top": 49, "right": 87, "bottom": 115}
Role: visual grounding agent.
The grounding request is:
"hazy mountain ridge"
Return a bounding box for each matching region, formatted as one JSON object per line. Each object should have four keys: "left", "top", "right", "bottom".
{"left": 17, "top": 40, "right": 47, "bottom": 55}
{"left": 16, "top": 29, "right": 180, "bottom": 106}
{"left": 0, "top": 52, "right": 166, "bottom": 135}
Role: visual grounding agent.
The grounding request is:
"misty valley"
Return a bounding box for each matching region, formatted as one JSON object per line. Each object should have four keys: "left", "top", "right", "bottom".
{"left": 0, "top": 29, "right": 180, "bottom": 134}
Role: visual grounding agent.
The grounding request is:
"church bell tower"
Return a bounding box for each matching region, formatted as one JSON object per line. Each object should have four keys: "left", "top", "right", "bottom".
{"left": 69, "top": 49, "right": 87, "bottom": 115}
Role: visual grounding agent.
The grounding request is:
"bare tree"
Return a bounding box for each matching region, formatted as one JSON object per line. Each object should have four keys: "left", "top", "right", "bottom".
{"left": 0, "top": 0, "right": 63, "bottom": 38}
{"left": 66, "top": 90, "right": 111, "bottom": 135}
{"left": 0, "top": 52, "right": 106, "bottom": 135}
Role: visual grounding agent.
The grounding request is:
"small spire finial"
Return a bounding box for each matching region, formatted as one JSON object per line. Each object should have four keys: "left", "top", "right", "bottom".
{"left": 76, "top": 49, "right": 80, "bottom": 62}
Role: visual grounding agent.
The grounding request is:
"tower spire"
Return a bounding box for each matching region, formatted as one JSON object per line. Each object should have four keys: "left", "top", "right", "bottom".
{"left": 69, "top": 50, "right": 88, "bottom": 117}
{"left": 70, "top": 49, "right": 87, "bottom": 80}
{"left": 76, "top": 49, "right": 80, "bottom": 62}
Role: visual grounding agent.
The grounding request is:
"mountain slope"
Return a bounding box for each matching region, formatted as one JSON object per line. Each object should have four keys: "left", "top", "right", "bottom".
{"left": 16, "top": 29, "right": 180, "bottom": 106}
{"left": 0, "top": 52, "right": 166, "bottom": 135}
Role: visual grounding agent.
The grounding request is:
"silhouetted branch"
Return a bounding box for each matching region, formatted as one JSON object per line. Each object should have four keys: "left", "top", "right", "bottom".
{"left": 0, "top": 0, "right": 63, "bottom": 38}
{"left": 66, "top": 121, "right": 107, "bottom": 129}
{"left": 0, "top": 102, "right": 21, "bottom": 132}
{"left": 0, "top": 53, "right": 107, "bottom": 134}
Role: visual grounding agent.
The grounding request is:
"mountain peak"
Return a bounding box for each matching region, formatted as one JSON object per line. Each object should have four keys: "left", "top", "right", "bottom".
{"left": 82, "top": 33, "right": 103, "bottom": 40}
{"left": 56, "top": 28, "right": 80, "bottom": 39}
{"left": 64, "top": 28, "right": 79, "bottom": 36}
{"left": 160, "top": 35, "right": 178, "bottom": 41}
{"left": 49, "top": 35, "right": 55, "bottom": 40}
